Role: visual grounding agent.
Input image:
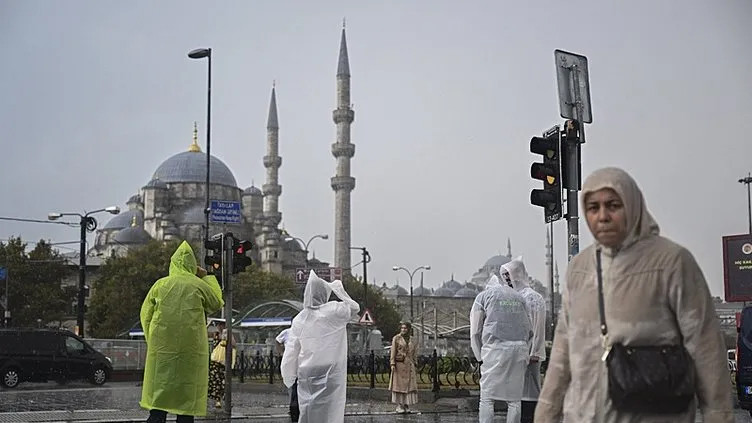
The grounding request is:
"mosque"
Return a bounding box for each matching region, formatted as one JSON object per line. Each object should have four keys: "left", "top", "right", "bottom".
{"left": 90, "top": 26, "right": 359, "bottom": 278}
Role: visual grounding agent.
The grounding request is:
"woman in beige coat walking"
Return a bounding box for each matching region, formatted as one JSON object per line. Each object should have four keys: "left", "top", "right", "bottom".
{"left": 535, "top": 167, "right": 733, "bottom": 423}
{"left": 390, "top": 322, "right": 419, "bottom": 413}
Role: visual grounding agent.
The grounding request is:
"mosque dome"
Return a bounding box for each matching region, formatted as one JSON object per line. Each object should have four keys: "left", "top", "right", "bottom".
{"left": 114, "top": 216, "right": 152, "bottom": 244}
{"left": 442, "top": 279, "right": 463, "bottom": 292}
{"left": 484, "top": 255, "right": 511, "bottom": 268}
{"left": 152, "top": 151, "right": 237, "bottom": 188}
{"left": 103, "top": 209, "right": 143, "bottom": 230}
{"left": 243, "top": 185, "right": 263, "bottom": 196}
{"left": 454, "top": 287, "right": 478, "bottom": 298}
{"left": 413, "top": 286, "right": 432, "bottom": 296}
{"left": 433, "top": 287, "right": 456, "bottom": 297}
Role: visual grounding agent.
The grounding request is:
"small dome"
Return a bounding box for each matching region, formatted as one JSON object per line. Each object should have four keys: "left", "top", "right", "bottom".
{"left": 178, "top": 205, "right": 205, "bottom": 225}
{"left": 442, "top": 279, "right": 463, "bottom": 292}
{"left": 454, "top": 287, "right": 478, "bottom": 298}
{"left": 433, "top": 287, "right": 456, "bottom": 297}
{"left": 412, "top": 286, "right": 432, "bottom": 296}
{"left": 114, "top": 226, "right": 152, "bottom": 244}
{"left": 243, "top": 185, "right": 263, "bottom": 196}
{"left": 284, "top": 238, "right": 304, "bottom": 251}
{"left": 127, "top": 194, "right": 142, "bottom": 205}
{"left": 152, "top": 151, "right": 237, "bottom": 187}
{"left": 394, "top": 286, "right": 408, "bottom": 296}
{"left": 103, "top": 210, "right": 143, "bottom": 230}
{"left": 143, "top": 178, "right": 168, "bottom": 190}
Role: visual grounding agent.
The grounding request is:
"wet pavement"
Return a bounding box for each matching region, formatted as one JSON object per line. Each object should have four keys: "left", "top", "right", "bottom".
{"left": 0, "top": 382, "right": 751, "bottom": 422}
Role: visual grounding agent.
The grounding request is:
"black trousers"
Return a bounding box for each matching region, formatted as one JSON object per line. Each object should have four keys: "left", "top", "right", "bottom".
{"left": 290, "top": 379, "right": 300, "bottom": 422}
{"left": 521, "top": 400, "right": 537, "bottom": 423}
{"left": 147, "top": 409, "right": 194, "bottom": 423}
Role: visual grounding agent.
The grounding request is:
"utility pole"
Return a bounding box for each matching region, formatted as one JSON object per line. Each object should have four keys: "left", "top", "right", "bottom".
{"left": 739, "top": 173, "right": 752, "bottom": 234}
{"left": 223, "top": 232, "right": 234, "bottom": 415}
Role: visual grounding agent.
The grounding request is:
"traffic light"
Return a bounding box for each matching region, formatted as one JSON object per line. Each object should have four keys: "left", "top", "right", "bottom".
{"left": 232, "top": 240, "right": 253, "bottom": 274}
{"left": 530, "top": 129, "right": 563, "bottom": 223}
{"left": 205, "top": 234, "right": 225, "bottom": 283}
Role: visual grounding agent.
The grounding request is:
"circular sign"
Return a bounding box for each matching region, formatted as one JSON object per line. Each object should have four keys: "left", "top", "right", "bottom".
{"left": 742, "top": 243, "right": 752, "bottom": 255}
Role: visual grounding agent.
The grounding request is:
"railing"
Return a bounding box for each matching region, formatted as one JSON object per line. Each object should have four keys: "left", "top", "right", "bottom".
{"left": 235, "top": 349, "right": 480, "bottom": 391}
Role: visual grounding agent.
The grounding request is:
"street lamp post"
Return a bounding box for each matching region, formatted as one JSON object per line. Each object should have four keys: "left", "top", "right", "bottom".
{"left": 188, "top": 47, "right": 212, "bottom": 249}
{"left": 350, "top": 247, "right": 371, "bottom": 310}
{"left": 739, "top": 173, "right": 752, "bottom": 234}
{"left": 49, "top": 206, "right": 120, "bottom": 337}
{"left": 392, "top": 265, "right": 431, "bottom": 321}
{"left": 284, "top": 234, "right": 329, "bottom": 261}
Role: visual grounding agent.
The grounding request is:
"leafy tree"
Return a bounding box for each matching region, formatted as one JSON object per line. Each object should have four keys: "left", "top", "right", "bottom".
{"left": 232, "top": 264, "right": 299, "bottom": 311}
{"left": 89, "top": 240, "right": 181, "bottom": 337}
{"left": 342, "top": 275, "right": 401, "bottom": 337}
{"left": 0, "top": 237, "right": 73, "bottom": 327}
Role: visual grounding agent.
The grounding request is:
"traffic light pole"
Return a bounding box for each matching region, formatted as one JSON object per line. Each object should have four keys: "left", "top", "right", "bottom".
{"left": 223, "top": 233, "right": 233, "bottom": 415}
{"left": 565, "top": 67, "right": 586, "bottom": 262}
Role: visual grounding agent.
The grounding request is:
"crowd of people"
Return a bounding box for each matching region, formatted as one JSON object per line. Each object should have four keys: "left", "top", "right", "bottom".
{"left": 135, "top": 167, "right": 735, "bottom": 423}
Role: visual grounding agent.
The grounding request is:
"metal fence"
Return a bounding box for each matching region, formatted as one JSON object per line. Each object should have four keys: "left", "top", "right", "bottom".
{"left": 235, "top": 349, "right": 481, "bottom": 391}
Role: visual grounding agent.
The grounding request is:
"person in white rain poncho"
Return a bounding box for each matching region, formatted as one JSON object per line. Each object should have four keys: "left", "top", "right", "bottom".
{"left": 501, "top": 257, "right": 546, "bottom": 423}
{"left": 280, "top": 271, "right": 360, "bottom": 423}
{"left": 471, "top": 274, "right": 532, "bottom": 423}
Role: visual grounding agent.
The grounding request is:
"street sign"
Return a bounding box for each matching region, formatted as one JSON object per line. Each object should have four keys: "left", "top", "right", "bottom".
{"left": 359, "top": 308, "right": 375, "bottom": 325}
{"left": 210, "top": 200, "right": 242, "bottom": 224}
{"left": 723, "top": 234, "right": 752, "bottom": 302}
{"left": 554, "top": 49, "right": 593, "bottom": 124}
{"left": 295, "top": 267, "right": 343, "bottom": 284}
{"left": 0, "top": 267, "right": 6, "bottom": 280}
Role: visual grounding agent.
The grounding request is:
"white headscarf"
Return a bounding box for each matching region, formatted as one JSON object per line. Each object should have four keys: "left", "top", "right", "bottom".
{"left": 581, "top": 167, "right": 659, "bottom": 252}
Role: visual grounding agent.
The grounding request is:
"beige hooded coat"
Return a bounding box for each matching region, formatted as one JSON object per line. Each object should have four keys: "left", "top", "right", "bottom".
{"left": 535, "top": 168, "right": 733, "bottom": 423}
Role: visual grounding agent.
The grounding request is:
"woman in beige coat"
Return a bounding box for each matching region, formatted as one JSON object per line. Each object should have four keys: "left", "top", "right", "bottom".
{"left": 535, "top": 167, "right": 733, "bottom": 423}
{"left": 390, "top": 322, "right": 419, "bottom": 414}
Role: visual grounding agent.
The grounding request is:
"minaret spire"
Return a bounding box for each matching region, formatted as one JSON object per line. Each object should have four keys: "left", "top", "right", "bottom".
{"left": 262, "top": 84, "right": 283, "bottom": 273}
{"left": 506, "top": 238, "right": 512, "bottom": 258}
{"left": 188, "top": 121, "right": 201, "bottom": 152}
{"left": 331, "top": 25, "right": 356, "bottom": 272}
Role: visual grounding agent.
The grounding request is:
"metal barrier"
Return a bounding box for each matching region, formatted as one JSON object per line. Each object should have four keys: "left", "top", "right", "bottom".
{"left": 88, "top": 339, "right": 481, "bottom": 391}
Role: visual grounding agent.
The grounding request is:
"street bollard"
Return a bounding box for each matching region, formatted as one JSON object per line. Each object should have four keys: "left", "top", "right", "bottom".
{"left": 239, "top": 350, "right": 245, "bottom": 383}
{"left": 269, "top": 349, "right": 275, "bottom": 384}
{"left": 369, "top": 350, "right": 375, "bottom": 389}
{"left": 432, "top": 349, "right": 440, "bottom": 392}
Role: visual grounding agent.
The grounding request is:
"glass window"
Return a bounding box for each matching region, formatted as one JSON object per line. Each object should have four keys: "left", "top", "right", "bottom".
{"left": 65, "top": 336, "right": 86, "bottom": 353}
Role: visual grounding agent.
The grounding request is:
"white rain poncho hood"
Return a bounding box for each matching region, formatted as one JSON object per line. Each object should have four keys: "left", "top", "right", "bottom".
{"left": 280, "top": 271, "right": 359, "bottom": 423}
{"left": 470, "top": 274, "right": 531, "bottom": 401}
{"left": 501, "top": 256, "right": 529, "bottom": 290}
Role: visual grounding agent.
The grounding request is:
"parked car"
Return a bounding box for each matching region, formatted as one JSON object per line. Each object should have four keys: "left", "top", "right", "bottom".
{"left": 0, "top": 328, "right": 112, "bottom": 388}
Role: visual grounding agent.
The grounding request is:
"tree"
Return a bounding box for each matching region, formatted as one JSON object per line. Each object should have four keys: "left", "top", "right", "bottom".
{"left": 232, "top": 264, "right": 299, "bottom": 311}
{"left": 0, "top": 237, "right": 73, "bottom": 327}
{"left": 342, "top": 275, "right": 401, "bottom": 337}
{"left": 89, "top": 240, "right": 181, "bottom": 338}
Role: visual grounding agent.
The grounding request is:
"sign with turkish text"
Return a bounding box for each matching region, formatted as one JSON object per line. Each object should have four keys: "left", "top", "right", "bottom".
{"left": 723, "top": 234, "right": 752, "bottom": 302}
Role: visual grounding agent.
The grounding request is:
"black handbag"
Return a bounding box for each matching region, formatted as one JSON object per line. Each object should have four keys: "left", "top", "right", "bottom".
{"left": 596, "top": 248, "right": 696, "bottom": 414}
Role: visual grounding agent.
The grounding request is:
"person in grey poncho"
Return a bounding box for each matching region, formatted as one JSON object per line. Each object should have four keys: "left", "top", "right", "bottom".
{"left": 535, "top": 167, "right": 733, "bottom": 423}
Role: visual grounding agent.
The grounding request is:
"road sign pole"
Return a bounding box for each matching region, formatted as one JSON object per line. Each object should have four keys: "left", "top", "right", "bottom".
{"left": 223, "top": 232, "right": 234, "bottom": 415}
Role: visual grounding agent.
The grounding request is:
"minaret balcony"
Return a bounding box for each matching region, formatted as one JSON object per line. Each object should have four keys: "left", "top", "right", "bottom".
{"left": 330, "top": 176, "right": 356, "bottom": 191}
{"left": 263, "top": 156, "right": 282, "bottom": 168}
{"left": 332, "top": 108, "right": 355, "bottom": 124}
{"left": 262, "top": 183, "right": 282, "bottom": 196}
{"left": 331, "top": 143, "right": 355, "bottom": 158}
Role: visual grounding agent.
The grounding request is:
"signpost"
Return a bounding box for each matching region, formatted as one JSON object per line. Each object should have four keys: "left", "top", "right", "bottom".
{"left": 295, "top": 267, "right": 343, "bottom": 284}
{"left": 723, "top": 234, "right": 752, "bottom": 302}
{"left": 554, "top": 49, "right": 592, "bottom": 262}
{"left": 209, "top": 200, "right": 242, "bottom": 224}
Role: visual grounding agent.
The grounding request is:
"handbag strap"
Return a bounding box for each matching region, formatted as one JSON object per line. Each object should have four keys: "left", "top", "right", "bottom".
{"left": 596, "top": 249, "right": 611, "bottom": 360}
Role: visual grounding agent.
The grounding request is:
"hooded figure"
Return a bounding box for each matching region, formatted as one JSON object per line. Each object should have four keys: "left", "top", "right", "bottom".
{"left": 535, "top": 168, "right": 733, "bottom": 423}
{"left": 139, "top": 241, "right": 224, "bottom": 421}
{"left": 281, "top": 271, "right": 360, "bottom": 423}
{"left": 501, "top": 257, "right": 546, "bottom": 422}
{"left": 471, "top": 274, "right": 531, "bottom": 423}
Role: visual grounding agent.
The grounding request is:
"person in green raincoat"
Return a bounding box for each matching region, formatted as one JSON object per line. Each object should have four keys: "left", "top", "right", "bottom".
{"left": 140, "top": 241, "right": 224, "bottom": 423}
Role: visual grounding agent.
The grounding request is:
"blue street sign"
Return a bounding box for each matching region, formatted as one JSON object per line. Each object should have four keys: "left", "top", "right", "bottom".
{"left": 240, "top": 317, "right": 292, "bottom": 327}
{"left": 0, "top": 267, "right": 6, "bottom": 280}
{"left": 209, "top": 200, "right": 242, "bottom": 224}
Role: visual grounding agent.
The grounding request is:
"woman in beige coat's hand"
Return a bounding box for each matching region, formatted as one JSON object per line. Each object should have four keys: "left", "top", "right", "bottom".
{"left": 389, "top": 322, "right": 419, "bottom": 414}
{"left": 534, "top": 167, "right": 734, "bottom": 423}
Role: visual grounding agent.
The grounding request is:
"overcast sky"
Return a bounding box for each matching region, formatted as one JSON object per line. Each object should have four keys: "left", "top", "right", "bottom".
{"left": 1, "top": 0, "right": 750, "bottom": 298}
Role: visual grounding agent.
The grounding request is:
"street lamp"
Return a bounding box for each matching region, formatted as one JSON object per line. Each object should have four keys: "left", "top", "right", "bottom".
{"left": 49, "top": 206, "right": 120, "bottom": 337}
{"left": 739, "top": 173, "right": 752, "bottom": 234}
{"left": 392, "top": 265, "right": 431, "bottom": 321}
{"left": 284, "top": 234, "right": 329, "bottom": 260}
{"left": 188, "top": 47, "right": 212, "bottom": 249}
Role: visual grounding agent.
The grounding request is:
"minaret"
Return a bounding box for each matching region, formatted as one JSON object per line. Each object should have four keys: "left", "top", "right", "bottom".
{"left": 506, "top": 238, "right": 512, "bottom": 258}
{"left": 545, "top": 228, "right": 553, "bottom": 288}
{"left": 262, "top": 84, "right": 283, "bottom": 273}
{"left": 331, "top": 23, "right": 356, "bottom": 272}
